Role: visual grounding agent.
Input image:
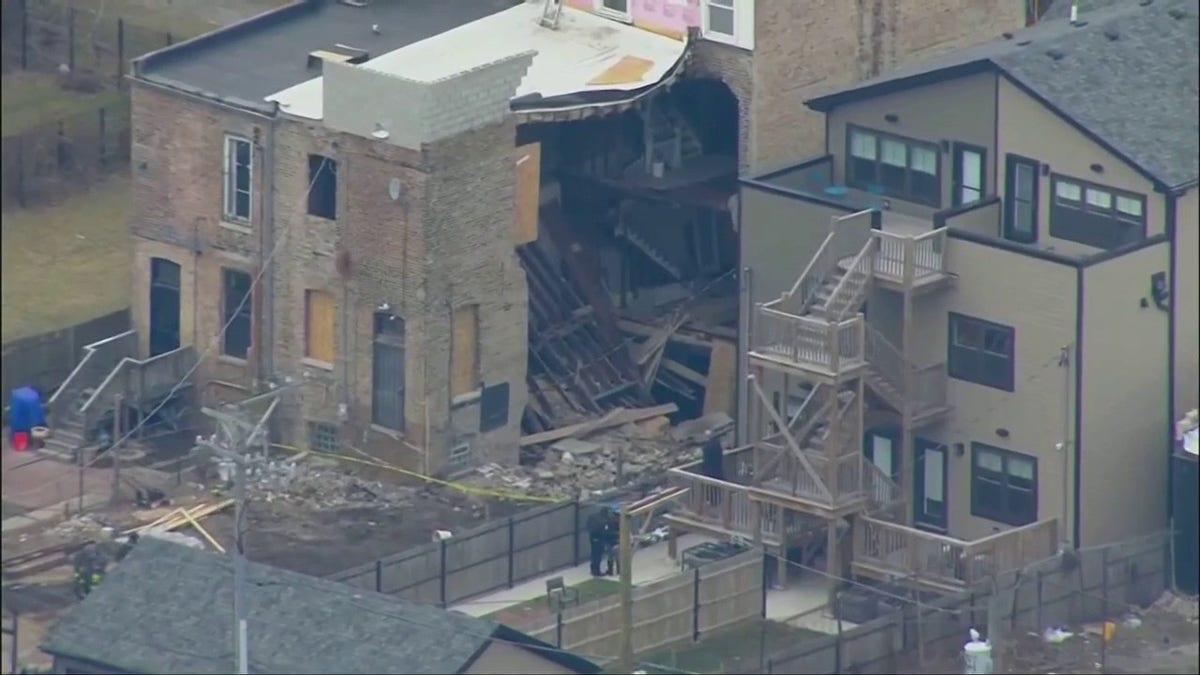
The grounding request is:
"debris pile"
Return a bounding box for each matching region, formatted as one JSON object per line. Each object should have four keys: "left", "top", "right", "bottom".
{"left": 467, "top": 411, "right": 734, "bottom": 499}
{"left": 1149, "top": 590, "right": 1200, "bottom": 623}
{"left": 249, "top": 459, "right": 418, "bottom": 509}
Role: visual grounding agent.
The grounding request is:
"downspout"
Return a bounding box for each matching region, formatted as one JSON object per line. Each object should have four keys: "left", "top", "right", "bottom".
{"left": 260, "top": 103, "right": 279, "bottom": 388}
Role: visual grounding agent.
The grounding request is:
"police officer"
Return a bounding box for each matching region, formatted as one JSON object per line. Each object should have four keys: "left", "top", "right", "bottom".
{"left": 72, "top": 545, "right": 107, "bottom": 599}
{"left": 586, "top": 506, "right": 608, "bottom": 577}
{"left": 603, "top": 506, "right": 620, "bottom": 576}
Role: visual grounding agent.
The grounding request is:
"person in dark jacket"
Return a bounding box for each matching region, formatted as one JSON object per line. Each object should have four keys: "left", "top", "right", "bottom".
{"left": 700, "top": 431, "right": 724, "bottom": 480}
{"left": 586, "top": 507, "right": 608, "bottom": 576}
{"left": 603, "top": 506, "right": 620, "bottom": 576}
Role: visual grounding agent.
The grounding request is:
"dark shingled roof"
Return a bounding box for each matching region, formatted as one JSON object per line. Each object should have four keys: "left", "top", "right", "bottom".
{"left": 807, "top": 0, "right": 1200, "bottom": 189}
{"left": 136, "top": 0, "right": 519, "bottom": 108}
{"left": 41, "top": 537, "right": 599, "bottom": 674}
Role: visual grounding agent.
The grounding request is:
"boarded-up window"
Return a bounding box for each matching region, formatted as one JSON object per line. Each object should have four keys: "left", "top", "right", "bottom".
{"left": 451, "top": 304, "right": 479, "bottom": 396}
{"left": 513, "top": 143, "right": 541, "bottom": 245}
{"left": 305, "top": 290, "right": 336, "bottom": 363}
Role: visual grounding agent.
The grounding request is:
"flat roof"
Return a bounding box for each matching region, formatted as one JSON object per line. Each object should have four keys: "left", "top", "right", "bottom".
{"left": 136, "top": 0, "right": 519, "bottom": 108}
{"left": 267, "top": 3, "right": 689, "bottom": 120}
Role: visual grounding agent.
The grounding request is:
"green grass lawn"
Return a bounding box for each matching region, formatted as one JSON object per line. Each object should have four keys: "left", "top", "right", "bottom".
{"left": 1, "top": 176, "right": 132, "bottom": 343}
{"left": 0, "top": 72, "right": 126, "bottom": 138}
{"left": 636, "top": 621, "right": 824, "bottom": 674}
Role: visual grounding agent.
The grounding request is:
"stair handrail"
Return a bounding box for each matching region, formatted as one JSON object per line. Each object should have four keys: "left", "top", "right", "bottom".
{"left": 863, "top": 459, "right": 904, "bottom": 516}
{"left": 822, "top": 238, "right": 876, "bottom": 320}
{"left": 863, "top": 323, "right": 908, "bottom": 396}
{"left": 782, "top": 228, "right": 837, "bottom": 309}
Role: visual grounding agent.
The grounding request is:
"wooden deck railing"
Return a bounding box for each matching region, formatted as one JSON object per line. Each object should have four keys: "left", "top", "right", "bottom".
{"left": 873, "top": 228, "right": 948, "bottom": 285}
{"left": 854, "top": 516, "right": 1059, "bottom": 588}
{"left": 751, "top": 307, "right": 865, "bottom": 373}
{"left": 823, "top": 238, "right": 875, "bottom": 320}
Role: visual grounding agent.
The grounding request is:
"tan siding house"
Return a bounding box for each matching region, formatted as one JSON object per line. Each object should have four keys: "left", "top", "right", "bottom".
{"left": 702, "top": 0, "right": 1197, "bottom": 593}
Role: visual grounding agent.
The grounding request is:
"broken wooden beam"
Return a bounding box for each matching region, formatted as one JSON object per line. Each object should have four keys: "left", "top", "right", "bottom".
{"left": 661, "top": 358, "right": 707, "bottom": 387}
{"left": 519, "top": 403, "right": 679, "bottom": 447}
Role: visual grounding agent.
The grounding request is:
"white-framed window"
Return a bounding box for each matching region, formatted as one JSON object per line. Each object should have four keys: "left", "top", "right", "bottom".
{"left": 223, "top": 135, "right": 253, "bottom": 223}
{"left": 701, "top": 0, "right": 754, "bottom": 50}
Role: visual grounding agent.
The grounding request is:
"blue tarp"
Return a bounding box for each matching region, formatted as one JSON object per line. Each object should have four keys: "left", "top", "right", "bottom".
{"left": 9, "top": 386, "right": 46, "bottom": 437}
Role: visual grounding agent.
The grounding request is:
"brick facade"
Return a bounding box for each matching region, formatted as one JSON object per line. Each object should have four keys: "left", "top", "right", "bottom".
{"left": 127, "top": 0, "right": 1027, "bottom": 474}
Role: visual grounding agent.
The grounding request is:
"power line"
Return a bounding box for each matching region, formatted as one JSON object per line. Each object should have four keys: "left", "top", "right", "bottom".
{"left": 17, "top": 160, "right": 333, "bottom": 502}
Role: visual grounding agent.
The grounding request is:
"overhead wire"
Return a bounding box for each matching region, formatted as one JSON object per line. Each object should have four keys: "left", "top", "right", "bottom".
{"left": 13, "top": 158, "right": 333, "bottom": 502}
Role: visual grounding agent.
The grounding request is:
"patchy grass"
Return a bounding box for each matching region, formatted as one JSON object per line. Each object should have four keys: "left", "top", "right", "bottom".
{"left": 485, "top": 577, "right": 621, "bottom": 628}
{"left": 0, "top": 72, "right": 125, "bottom": 137}
{"left": 636, "top": 620, "right": 825, "bottom": 674}
{"left": 1, "top": 176, "right": 132, "bottom": 343}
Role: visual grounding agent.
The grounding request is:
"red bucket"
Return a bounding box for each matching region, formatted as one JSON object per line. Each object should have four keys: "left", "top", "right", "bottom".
{"left": 12, "top": 431, "right": 30, "bottom": 452}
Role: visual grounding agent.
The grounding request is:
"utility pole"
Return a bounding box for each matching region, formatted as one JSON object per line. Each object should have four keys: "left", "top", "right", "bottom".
{"left": 198, "top": 392, "right": 281, "bottom": 675}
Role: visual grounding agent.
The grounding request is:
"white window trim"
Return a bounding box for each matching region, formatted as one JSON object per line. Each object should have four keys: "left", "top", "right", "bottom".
{"left": 223, "top": 135, "right": 253, "bottom": 224}
{"left": 700, "top": 0, "right": 754, "bottom": 51}
{"left": 596, "top": 0, "right": 632, "bottom": 23}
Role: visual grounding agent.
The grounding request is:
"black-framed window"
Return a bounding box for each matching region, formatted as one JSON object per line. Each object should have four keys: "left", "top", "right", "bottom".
{"left": 952, "top": 142, "right": 987, "bottom": 207}
{"left": 1003, "top": 154, "right": 1039, "bottom": 243}
{"left": 221, "top": 268, "right": 253, "bottom": 359}
{"left": 1049, "top": 175, "right": 1145, "bottom": 250}
{"left": 846, "top": 126, "right": 940, "bottom": 207}
{"left": 948, "top": 313, "right": 1014, "bottom": 391}
{"left": 971, "top": 444, "right": 1037, "bottom": 526}
{"left": 307, "top": 155, "right": 338, "bottom": 220}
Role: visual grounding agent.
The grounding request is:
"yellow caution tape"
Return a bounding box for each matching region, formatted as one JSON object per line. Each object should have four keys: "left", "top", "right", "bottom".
{"left": 271, "top": 443, "right": 564, "bottom": 504}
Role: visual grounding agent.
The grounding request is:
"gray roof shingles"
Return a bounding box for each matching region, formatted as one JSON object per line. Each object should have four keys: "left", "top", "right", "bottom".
{"left": 41, "top": 538, "right": 542, "bottom": 674}
{"left": 808, "top": 0, "right": 1200, "bottom": 188}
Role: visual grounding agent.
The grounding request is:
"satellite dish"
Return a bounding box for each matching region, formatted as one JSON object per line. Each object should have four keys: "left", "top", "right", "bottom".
{"left": 388, "top": 178, "right": 402, "bottom": 201}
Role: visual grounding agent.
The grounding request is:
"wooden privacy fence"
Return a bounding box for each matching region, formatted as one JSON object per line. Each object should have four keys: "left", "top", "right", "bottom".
{"left": 1, "top": 310, "right": 130, "bottom": 402}
{"left": 329, "top": 500, "right": 597, "bottom": 607}
{"left": 530, "top": 550, "right": 765, "bottom": 663}
{"left": 764, "top": 534, "right": 1169, "bottom": 674}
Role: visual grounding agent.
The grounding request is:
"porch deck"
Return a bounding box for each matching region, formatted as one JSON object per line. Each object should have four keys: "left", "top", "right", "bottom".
{"left": 852, "top": 516, "right": 1059, "bottom": 592}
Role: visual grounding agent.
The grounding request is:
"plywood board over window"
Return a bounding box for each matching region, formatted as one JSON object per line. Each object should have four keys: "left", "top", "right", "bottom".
{"left": 514, "top": 143, "right": 541, "bottom": 245}
{"left": 305, "top": 290, "right": 336, "bottom": 364}
{"left": 451, "top": 304, "right": 480, "bottom": 396}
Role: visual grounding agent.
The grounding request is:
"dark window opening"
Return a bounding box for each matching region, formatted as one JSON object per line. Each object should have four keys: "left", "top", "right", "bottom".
{"left": 948, "top": 313, "right": 1015, "bottom": 391}
{"left": 480, "top": 382, "right": 510, "bottom": 432}
{"left": 149, "top": 257, "right": 181, "bottom": 357}
{"left": 222, "top": 268, "right": 253, "bottom": 359}
{"left": 1004, "top": 154, "right": 1039, "bottom": 243}
{"left": 952, "top": 142, "right": 987, "bottom": 207}
{"left": 308, "top": 155, "right": 338, "bottom": 220}
{"left": 971, "top": 443, "right": 1038, "bottom": 526}
{"left": 846, "top": 126, "right": 941, "bottom": 207}
{"left": 1050, "top": 175, "right": 1145, "bottom": 250}
{"left": 372, "top": 312, "right": 405, "bottom": 431}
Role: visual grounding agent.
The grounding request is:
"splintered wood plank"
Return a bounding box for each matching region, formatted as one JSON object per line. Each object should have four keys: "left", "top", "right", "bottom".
{"left": 514, "top": 143, "right": 542, "bottom": 245}
{"left": 703, "top": 339, "right": 737, "bottom": 416}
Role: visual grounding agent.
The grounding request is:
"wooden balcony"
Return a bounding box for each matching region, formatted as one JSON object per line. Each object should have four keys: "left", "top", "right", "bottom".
{"left": 853, "top": 516, "right": 1059, "bottom": 592}
{"left": 749, "top": 307, "right": 865, "bottom": 380}
{"left": 865, "top": 228, "right": 953, "bottom": 295}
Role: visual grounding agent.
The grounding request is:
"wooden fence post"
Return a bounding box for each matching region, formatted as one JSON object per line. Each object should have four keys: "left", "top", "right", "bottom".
{"left": 692, "top": 567, "right": 701, "bottom": 641}
{"left": 507, "top": 516, "right": 516, "bottom": 588}
{"left": 374, "top": 559, "right": 382, "bottom": 593}
{"left": 68, "top": 7, "right": 76, "bottom": 71}
{"left": 116, "top": 19, "right": 125, "bottom": 87}
{"left": 98, "top": 106, "right": 108, "bottom": 168}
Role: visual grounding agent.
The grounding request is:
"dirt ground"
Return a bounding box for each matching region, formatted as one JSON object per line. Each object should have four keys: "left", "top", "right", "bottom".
{"left": 913, "top": 591, "right": 1200, "bottom": 675}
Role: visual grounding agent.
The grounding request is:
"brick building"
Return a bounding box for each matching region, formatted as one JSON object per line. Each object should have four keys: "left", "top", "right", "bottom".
{"left": 126, "top": 0, "right": 1030, "bottom": 475}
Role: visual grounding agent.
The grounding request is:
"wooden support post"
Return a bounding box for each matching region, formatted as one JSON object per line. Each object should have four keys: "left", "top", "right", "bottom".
{"left": 900, "top": 286, "right": 915, "bottom": 525}
{"left": 618, "top": 507, "right": 634, "bottom": 673}
{"left": 826, "top": 517, "right": 840, "bottom": 606}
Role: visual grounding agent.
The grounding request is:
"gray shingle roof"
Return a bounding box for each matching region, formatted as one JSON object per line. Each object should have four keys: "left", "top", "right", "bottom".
{"left": 41, "top": 537, "right": 595, "bottom": 674}
{"left": 808, "top": 0, "right": 1200, "bottom": 189}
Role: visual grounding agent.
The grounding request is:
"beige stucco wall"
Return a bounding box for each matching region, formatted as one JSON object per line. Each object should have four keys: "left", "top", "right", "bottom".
{"left": 996, "top": 77, "right": 1167, "bottom": 256}
{"left": 1175, "top": 188, "right": 1200, "bottom": 417}
{"left": 1079, "top": 240, "right": 1171, "bottom": 546}
{"left": 910, "top": 237, "right": 1078, "bottom": 541}
{"left": 826, "top": 71, "right": 999, "bottom": 217}
{"left": 463, "top": 641, "right": 576, "bottom": 675}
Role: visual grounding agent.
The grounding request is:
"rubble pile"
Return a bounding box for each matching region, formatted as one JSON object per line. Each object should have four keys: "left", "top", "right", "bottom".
{"left": 249, "top": 459, "right": 418, "bottom": 509}
{"left": 465, "top": 413, "right": 730, "bottom": 499}
{"left": 1150, "top": 590, "right": 1200, "bottom": 623}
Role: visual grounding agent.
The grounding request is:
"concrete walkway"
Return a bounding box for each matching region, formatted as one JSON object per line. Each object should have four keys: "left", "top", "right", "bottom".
{"left": 451, "top": 532, "right": 848, "bottom": 635}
